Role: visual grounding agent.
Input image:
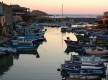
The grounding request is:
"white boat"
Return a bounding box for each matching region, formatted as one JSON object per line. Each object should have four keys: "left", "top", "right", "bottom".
{"left": 61, "top": 26, "right": 68, "bottom": 32}
{"left": 84, "top": 47, "right": 108, "bottom": 54}
{"left": 70, "top": 55, "right": 108, "bottom": 63}
{"left": 11, "top": 36, "right": 33, "bottom": 45}
{"left": 11, "top": 36, "right": 39, "bottom": 51}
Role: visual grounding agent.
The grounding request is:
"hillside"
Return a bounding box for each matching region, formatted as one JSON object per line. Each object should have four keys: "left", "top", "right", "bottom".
{"left": 30, "top": 10, "right": 48, "bottom": 16}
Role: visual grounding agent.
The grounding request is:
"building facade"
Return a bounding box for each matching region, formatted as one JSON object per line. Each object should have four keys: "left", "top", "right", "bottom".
{"left": 0, "top": 1, "right": 13, "bottom": 36}
{"left": 0, "top": 2, "right": 12, "bottom": 26}
{"left": 97, "top": 11, "right": 108, "bottom": 28}
{"left": 10, "top": 5, "right": 30, "bottom": 23}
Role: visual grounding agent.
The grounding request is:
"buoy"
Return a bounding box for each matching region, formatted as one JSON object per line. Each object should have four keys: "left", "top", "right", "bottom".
{"left": 57, "top": 68, "right": 61, "bottom": 71}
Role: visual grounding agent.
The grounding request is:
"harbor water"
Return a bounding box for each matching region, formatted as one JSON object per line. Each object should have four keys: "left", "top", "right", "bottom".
{"left": 0, "top": 27, "right": 107, "bottom": 80}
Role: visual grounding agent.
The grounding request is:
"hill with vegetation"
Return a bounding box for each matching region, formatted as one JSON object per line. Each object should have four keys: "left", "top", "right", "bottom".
{"left": 30, "top": 10, "right": 48, "bottom": 16}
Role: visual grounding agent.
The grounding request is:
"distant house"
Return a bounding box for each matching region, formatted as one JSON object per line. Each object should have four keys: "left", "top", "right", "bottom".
{"left": 97, "top": 11, "right": 108, "bottom": 28}
{"left": 104, "top": 11, "right": 108, "bottom": 17}
{"left": 0, "top": 2, "right": 12, "bottom": 26}
{"left": 10, "top": 5, "right": 30, "bottom": 23}
{"left": 0, "top": 1, "right": 12, "bottom": 36}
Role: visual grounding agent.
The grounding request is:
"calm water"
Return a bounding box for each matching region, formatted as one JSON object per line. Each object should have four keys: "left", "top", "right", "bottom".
{"left": 0, "top": 27, "right": 107, "bottom": 80}
{"left": 0, "top": 27, "right": 77, "bottom": 80}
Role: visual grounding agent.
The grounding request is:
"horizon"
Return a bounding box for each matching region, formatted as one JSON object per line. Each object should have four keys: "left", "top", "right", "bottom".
{"left": 48, "top": 13, "right": 102, "bottom": 15}
{"left": 1, "top": 0, "right": 108, "bottom": 14}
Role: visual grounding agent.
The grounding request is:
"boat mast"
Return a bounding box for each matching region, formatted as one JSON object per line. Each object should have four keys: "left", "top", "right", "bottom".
{"left": 62, "top": 4, "right": 63, "bottom": 24}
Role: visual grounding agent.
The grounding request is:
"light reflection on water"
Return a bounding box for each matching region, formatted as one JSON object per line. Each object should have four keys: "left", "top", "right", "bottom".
{"left": 0, "top": 27, "right": 107, "bottom": 80}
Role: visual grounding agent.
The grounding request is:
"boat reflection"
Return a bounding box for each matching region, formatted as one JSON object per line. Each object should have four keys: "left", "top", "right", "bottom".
{"left": 13, "top": 41, "right": 47, "bottom": 59}
{"left": 64, "top": 47, "right": 76, "bottom": 55}
{"left": 0, "top": 55, "right": 13, "bottom": 77}
{"left": 65, "top": 46, "right": 86, "bottom": 55}
{"left": 0, "top": 48, "right": 40, "bottom": 77}
{"left": 14, "top": 49, "right": 40, "bottom": 60}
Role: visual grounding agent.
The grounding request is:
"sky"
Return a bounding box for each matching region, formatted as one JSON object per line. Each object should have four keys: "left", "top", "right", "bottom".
{"left": 1, "top": 0, "right": 108, "bottom": 14}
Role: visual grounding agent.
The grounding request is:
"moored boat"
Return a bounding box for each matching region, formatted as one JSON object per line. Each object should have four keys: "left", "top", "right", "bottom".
{"left": 84, "top": 47, "right": 108, "bottom": 55}
{"left": 65, "top": 75, "right": 101, "bottom": 80}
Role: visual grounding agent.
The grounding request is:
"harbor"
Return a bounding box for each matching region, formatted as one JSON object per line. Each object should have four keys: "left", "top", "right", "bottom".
{"left": 1, "top": 1, "right": 108, "bottom": 80}
{"left": 0, "top": 26, "right": 108, "bottom": 80}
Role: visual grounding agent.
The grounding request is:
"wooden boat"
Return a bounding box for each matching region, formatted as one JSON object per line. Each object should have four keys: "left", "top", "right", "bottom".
{"left": 0, "top": 47, "right": 17, "bottom": 54}
{"left": 84, "top": 47, "right": 108, "bottom": 54}
{"left": 61, "top": 26, "right": 68, "bottom": 32}
{"left": 12, "top": 43, "right": 40, "bottom": 52}
{"left": 64, "top": 37, "right": 96, "bottom": 48}
{"left": 76, "top": 32, "right": 108, "bottom": 43}
{"left": 65, "top": 60, "right": 104, "bottom": 66}
{"left": 61, "top": 63, "right": 106, "bottom": 71}
{"left": 70, "top": 55, "right": 108, "bottom": 63}
{"left": 11, "top": 36, "right": 40, "bottom": 51}
{"left": 65, "top": 75, "right": 101, "bottom": 80}
{"left": 61, "top": 68, "right": 105, "bottom": 76}
{"left": 64, "top": 40, "right": 81, "bottom": 48}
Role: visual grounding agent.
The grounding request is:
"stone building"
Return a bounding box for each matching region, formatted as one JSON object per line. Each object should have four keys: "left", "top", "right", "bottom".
{"left": 97, "top": 11, "right": 108, "bottom": 28}
{"left": 10, "top": 5, "right": 30, "bottom": 23}
{"left": 0, "top": 1, "right": 13, "bottom": 36}
{"left": 0, "top": 2, "right": 12, "bottom": 26}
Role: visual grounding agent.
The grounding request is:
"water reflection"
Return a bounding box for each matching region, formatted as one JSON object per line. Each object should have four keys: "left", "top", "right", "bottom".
{"left": 13, "top": 41, "right": 47, "bottom": 59}
{"left": 14, "top": 49, "right": 40, "bottom": 59}
{"left": 0, "top": 55, "right": 13, "bottom": 77}
{"left": 64, "top": 47, "right": 76, "bottom": 55}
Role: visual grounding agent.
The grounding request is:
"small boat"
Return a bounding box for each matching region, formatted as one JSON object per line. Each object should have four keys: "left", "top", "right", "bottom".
{"left": 64, "top": 39, "right": 80, "bottom": 48}
{"left": 64, "top": 37, "right": 93, "bottom": 48}
{"left": 11, "top": 36, "right": 33, "bottom": 45}
{"left": 61, "top": 68, "right": 105, "bottom": 76}
{"left": 64, "top": 37, "right": 81, "bottom": 48}
{"left": 0, "top": 47, "right": 17, "bottom": 53}
{"left": 65, "top": 60, "right": 105, "bottom": 66}
{"left": 12, "top": 43, "right": 40, "bottom": 52}
{"left": 61, "top": 63, "right": 106, "bottom": 71}
{"left": 65, "top": 75, "right": 101, "bottom": 80}
{"left": 70, "top": 55, "right": 108, "bottom": 63}
{"left": 11, "top": 36, "right": 40, "bottom": 51}
{"left": 84, "top": 47, "right": 108, "bottom": 54}
{"left": 61, "top": 26, "right": 68, "bottom": 32}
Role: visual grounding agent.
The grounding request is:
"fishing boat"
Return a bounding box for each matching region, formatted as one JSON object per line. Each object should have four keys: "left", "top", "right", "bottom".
{"left": 70, "top": 55, "right": 108, "bottom": 63}
{"left": 11, "top": 36, "right": 40, "bottom": 51}
{"left": 64, "top": 36, "right": 95, "bottom": 48}
{"left": 64, "top": 39, "right": 80, "bottom": 48}
{"left": 64, "top": 37, "right": 82, "bottom": 48}
{"left": 61, "top": 68, "right": 105, "bottom": 76}
{"left": 65, "top": 60, "right": 104, "bottom": 66}
{"left": 64, "top": 74, "right": 101, "bottom": 80}
{"left": 84, "top": 47, "right": 108, "bottom": 54}
{"left": 61, "top": 63, "right": 106, "bottom": 71}
{"left": 0, "top": 47, "right": 17, "bottom": 54}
